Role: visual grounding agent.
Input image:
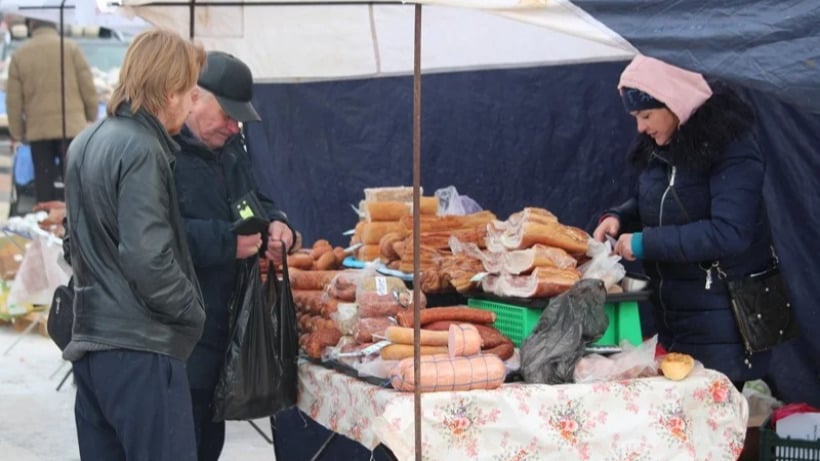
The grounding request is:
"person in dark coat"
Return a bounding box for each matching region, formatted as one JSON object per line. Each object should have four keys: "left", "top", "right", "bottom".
{"left": 593, "top": 55, "right": 777, "bottom": 386}
{"left": 173, "top": 51, "right": 295, "bottom": 461}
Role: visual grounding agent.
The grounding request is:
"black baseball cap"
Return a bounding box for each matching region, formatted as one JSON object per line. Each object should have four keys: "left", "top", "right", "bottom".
{"left": 198, "top": 51, "right": 261, "bottom": 122}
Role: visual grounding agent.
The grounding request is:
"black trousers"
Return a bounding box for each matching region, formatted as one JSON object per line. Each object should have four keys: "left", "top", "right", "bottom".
{"left": 73, "top": 349, "right": 198, "bottom": 461}
{"left": 191, "top": 388, "right": 226, "bottom": 461}
{"left": 29, "top": 138, "right": 70, "bottom": 202}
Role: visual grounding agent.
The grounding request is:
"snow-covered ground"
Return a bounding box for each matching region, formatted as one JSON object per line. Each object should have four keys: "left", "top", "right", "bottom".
{"left": 0, "top": 324, "right": 276, "bottom": 461}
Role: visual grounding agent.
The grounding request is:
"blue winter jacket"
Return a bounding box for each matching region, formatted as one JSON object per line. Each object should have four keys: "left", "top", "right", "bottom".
{"left": 606, "top": 84, "right": 774, "bottom": 383}
{"left": 173, "top": 126, "right": 292, "bottom": 390}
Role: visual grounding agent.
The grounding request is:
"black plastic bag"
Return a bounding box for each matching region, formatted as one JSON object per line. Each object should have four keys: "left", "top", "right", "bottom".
{"left": 520, "top": 279, "right": 609, "bottom": 385}
{"left": 212, "top": 253, "right": 299, "bottom": 421}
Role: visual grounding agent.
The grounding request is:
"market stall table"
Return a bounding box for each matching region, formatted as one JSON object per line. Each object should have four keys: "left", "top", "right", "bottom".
{"left": 298, "top": 360, "right": 748, "bottom": 461}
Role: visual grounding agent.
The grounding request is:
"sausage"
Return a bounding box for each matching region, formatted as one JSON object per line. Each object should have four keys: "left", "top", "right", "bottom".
{"left": 319, "top": 295, "right": 339, "bottom": 316}
{"left": 354, "top": 317, "right": 395, "bottom": 344}
{"left": 325, "top": 271, "right": 359, "bottom": 302}
{"left": 289, "top": 252, "right": 315, "bottom": 270}
{"left": 314, "top": 250, "right": 337, "bottom": 270}
{"left": 483, "top": 341, "right": 515, "bottom": 361}
{"left": 292, "top": 290, "right": 325, "bottom": 315}
{"left": 389, "top": 354, "right": 506, "bottom": 392}
{"left": 309, "top": 241, "right": 333, "bottom": 260}
{"left": 365, "top": 201, "right": 410, "bottom": 222}
{"left": 380, "top": 344, "right": 448, "bottom": 361}
{"left": 289, "top": 270, "right": 339, "bottom": 291}
{"left": 384, "top": 326, "right": 449, "bottom": 347}
{"left": 396, "top": 306, "right": 496, "bottom": 328}
{"left": 303, "top": 327, "right": 342, "bottom": 359}
{"left": 332, "top": 246, "right": 346, "bottom": 265}
{"left": 448, "top": 323, "right": 482, "bottom": 357}
{"left": 424, "top": 321, "right": 510, "bottom": 349}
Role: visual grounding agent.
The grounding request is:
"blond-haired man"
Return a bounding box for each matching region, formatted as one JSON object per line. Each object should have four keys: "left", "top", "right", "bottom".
{"left": 63, "top": 29, "right": 206, "bottom": 461}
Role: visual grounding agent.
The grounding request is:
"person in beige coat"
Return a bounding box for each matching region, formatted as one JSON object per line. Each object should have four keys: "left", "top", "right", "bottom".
{"left": 5, "top": 19, "right": 98, "bottom": 202}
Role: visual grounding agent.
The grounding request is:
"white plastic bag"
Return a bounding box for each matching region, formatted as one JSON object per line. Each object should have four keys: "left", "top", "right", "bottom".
{"left": 8, "top": 234, "right": 71, "bottom": 306}
{"left": 434, "top": 186, "right": 482, "bottom": 216}
{"left": 579, "top": 238, "right": 625, "bottom": 289}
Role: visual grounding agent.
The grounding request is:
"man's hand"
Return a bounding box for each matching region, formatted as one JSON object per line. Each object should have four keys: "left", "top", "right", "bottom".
{"left": 236, "top": 233, "right": 263, "bottom": 259}
{"left": 265, "top": 221, "right": 294, "bottom": 264}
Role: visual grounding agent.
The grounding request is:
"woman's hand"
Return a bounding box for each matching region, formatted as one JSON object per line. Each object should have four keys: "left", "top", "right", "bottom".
{"left": 236, "top": 233, "right": 263, "bottom": 259}
{"left": 614, "top": 233, "right": 636, "bottom": 261}
{"left": 593, "top": 216, "right": 620, "bottom": 242}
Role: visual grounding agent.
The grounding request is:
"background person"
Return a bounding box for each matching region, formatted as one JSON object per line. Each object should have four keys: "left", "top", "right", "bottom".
{"left": 593, "top": 55, "right": 776, "bottom": 387}
{"left": 63, "top": 29, "right": 206, "bottom": 461}
{"left": 173, "top": 50, "right": 294, "bottom": 461}
{"left": 6, "top": 18, "right": 98, "bottom": 202}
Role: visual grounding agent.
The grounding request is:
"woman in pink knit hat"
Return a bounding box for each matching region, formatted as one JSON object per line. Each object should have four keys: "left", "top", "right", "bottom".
{"left": 593, "top": 55, "right": 787, "bottom": 388}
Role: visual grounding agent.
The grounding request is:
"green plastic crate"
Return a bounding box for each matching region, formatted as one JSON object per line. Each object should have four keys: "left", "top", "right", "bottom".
{"left": 759, "top": 417, "right": 820, "bottom": 461}
{"left": 467, "top": 298, "right": 642, "bottom": 348}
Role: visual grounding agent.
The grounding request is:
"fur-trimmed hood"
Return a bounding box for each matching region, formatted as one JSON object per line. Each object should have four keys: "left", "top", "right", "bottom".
{"left": 629, "top": 81, "right": 755, "bottom": 171}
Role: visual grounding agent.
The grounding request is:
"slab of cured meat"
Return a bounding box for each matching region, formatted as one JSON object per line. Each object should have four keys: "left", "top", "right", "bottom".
{"left": 481, "top": 266, "right": 580, "bottom": 298}
{"left": 481, "top": 243, "right": 578, "bottom": 274}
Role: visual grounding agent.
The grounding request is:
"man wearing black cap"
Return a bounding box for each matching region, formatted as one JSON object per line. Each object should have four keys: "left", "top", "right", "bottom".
{"left": 172, "top": 51, "right": 296, "bottom": 461}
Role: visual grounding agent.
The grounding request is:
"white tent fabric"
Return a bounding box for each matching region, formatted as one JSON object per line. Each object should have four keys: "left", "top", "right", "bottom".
{"left": 120, "top": 0, "right": 636, "bottom": 81}
{"left": 0, "top": 0, "right": 150, "bottom": 35}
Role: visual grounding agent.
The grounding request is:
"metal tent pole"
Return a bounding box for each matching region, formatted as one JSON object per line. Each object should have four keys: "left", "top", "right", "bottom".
{"left": 60, "top": 0, "right": 67, "bottom": 184}
{"left": 411, "top": 4, "right": 422, "bottom": 461}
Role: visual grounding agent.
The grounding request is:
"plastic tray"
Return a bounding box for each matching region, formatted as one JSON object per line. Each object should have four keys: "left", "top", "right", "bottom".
{"left": 467, "top": 297, "right": 642, "bottom": 348}
{"left": 759, "top": 417, "right": 820, "bottom": 461}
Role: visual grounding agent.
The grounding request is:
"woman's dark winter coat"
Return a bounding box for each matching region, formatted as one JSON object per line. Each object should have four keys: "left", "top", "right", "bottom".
{"left": 607, "top": 83, "right": 774, "bottom": 382}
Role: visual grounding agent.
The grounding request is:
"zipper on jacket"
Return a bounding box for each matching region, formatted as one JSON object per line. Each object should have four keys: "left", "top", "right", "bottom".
{"left": 729, "top": 297, "right": 754, "bottom": 368}
{"left": 656, "top": 165, "right": 676, "bottom": 332}
{"left": 658, "top": 166, "right": 677, "bottom": 226}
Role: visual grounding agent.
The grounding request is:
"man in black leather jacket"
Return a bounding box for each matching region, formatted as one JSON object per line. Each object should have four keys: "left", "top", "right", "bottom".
{"left": 63, "top": 30, "right": 207, "bottom": 461}
{"left": 173, "top": 51, "right": 295, "bottom": 461}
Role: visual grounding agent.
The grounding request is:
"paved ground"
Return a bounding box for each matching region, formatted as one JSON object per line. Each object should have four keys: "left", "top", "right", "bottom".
{"left": 0, "top": 139, "right": 277, "bottom": 460}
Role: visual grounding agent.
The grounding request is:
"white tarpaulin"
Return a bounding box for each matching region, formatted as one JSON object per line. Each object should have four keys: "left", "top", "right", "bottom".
{"left": 0, "top": 0, "right": 150, "bottom": 34}
{"left": 120, "top": 0, "right": 635, "bottom": 81}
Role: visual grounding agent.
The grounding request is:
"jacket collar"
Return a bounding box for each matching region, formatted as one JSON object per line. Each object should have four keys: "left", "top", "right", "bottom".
{"left": 176, "top": 124, "right": 240, "bottom": 160}
{"left": 115, "top": 102, "right": 180, "bottom": 158}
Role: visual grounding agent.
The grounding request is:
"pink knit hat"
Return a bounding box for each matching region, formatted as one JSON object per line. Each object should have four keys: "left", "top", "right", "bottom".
{"left": 618, "top": 55, "right": 713, "bottom": 125}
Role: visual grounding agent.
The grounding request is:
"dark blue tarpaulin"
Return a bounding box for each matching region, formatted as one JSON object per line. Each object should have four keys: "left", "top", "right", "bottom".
{"left": 575, "top": 0, "right": 820, "bottom": 115}
{"left": 246, "top": 61, "right": 635, "bottom": 248}
{"left": 246, "top": 60, "right": 819, "bottom": 406}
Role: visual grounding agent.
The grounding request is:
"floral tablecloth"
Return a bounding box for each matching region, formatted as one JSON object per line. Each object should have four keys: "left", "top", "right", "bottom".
{"left": 297, "top": 361, "right": 748, "bottom": 461}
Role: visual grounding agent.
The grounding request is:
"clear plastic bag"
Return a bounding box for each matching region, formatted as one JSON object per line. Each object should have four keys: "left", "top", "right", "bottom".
{"left": 574, "top": 335, "right": 659, "bottom": 383}
{"left": 434, "top": 186, "right": 482, "bottom": 216}
{"left": 579, "top": 238, "right": 625, "bottom": 290}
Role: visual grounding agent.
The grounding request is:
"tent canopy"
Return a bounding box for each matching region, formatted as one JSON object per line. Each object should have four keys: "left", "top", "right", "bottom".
{"left": 122, "top": 0, "right": 635, "bottom": 80}
{"left": 119, "top": 0, "right": 820, "bottom": 114}
{"left": 0, "top": 0, "right": 150, "bottom": 35}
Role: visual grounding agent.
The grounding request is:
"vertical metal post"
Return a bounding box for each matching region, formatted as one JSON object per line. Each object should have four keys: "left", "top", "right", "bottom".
{"left": 189, "top": 0, "right": 196, "bottom": 38}
{"left": 412, "top": 4, "right": 422, "bottom": 461}
{"left": 60, "top": 0, "right": 67, "bottom": 176}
